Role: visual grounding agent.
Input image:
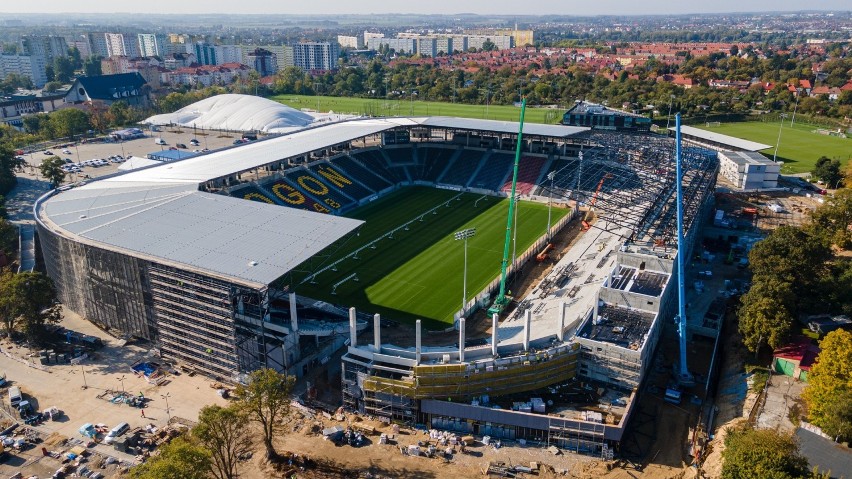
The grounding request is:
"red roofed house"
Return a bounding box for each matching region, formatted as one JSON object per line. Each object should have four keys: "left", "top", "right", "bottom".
{"left": 773, "top": 339, "right": 820, "bottom": 382}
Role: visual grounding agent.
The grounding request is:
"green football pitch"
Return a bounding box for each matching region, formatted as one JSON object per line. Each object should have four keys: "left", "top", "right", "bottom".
{"left": 697, "top": 121, "right": 851, "bottom": 174}
{"left": 271, "top": 94, "right": 564, "bottom": 124}
{"left": 293, "top": 186, "right": 569, "bottom": 329}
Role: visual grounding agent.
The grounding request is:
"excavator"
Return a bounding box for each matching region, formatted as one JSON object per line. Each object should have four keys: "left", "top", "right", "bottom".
{"left": 581, "top": 173, "right": 612, "bottom": 231}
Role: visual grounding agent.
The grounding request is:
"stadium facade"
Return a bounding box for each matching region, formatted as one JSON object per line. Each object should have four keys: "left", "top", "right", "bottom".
{"left": 36, "top": 107, "right": 718, "bottom": 456}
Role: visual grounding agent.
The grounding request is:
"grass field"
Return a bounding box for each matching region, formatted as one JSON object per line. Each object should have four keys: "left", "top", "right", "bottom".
{"left": 294, "top": 186, "right": 569, "bottom": 328}
{"left": 697, "top": 120, "right": 851, "bottom": 174}
{"left": 271, "top": 94, "right": 563, "bottom": 124}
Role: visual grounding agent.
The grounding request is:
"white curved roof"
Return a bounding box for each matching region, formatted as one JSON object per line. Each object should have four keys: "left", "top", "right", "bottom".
{"left": 143, "top": 94, "right": 317, "bottom": 132}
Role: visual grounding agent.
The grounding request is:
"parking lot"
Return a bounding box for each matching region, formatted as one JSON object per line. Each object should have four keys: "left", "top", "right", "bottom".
{"left": 17, "top": 127, "right": 248, "bottom": 184}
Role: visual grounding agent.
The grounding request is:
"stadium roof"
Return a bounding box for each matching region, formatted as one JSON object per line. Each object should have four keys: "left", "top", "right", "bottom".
{"left": 38, "top": 184, "right": 363, "bottom": 287}
{"left": 38, "top": 115, "right": 586, "bottom": 287}
{"left": 670, "top": 125, "right": 773, "bottom": 152}
{"left": 417, "top": 117, "right": 587, "bottom": 137}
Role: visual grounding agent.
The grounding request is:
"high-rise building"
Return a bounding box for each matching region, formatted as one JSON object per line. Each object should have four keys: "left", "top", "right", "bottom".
{"left": 417, "top": 38, "right": 437, "bottom": 57}
{"left": 86, "top": 33, "right": 109, "bottom": 57}
{"left": 337, "top": 35, "right": 361, "bottom": 49}
{"left": 363, "top": 31, "right": 384, "bottom": 46}
{"left": 67, "top": 35, "right": 92, "bottom": 58}
{"left": 105, "top": 33, "right": 127, "bottom": 57}
{"left": 436, "top": 37, "right": 453, "bottom": 56}
{"left": 20, "top": 35, "right": 68, "bottom": 63}
{"left": 138, "top": 34, "right": 165, "bottom": 58}
{"left": 292, "top": 42, "right": 339, "bottom": 71}
{"left": 466, "top": 35, "right": 513, "bottom": 51}
{"left": 217, "top": 45, "right": 243, "bottom": 65}
{"left": 246, "top": 48, "right": 278, "bottom": 77}
{"left": 367, "top": 38, "right": 416, "bottom": 55}
{"left": 101, "top": 56, "right": 131, "bottom": 75}
{"left": 194, "top": 42, "right": 218, "bottom": 66}
{"left": 0, "top": 54, "right": 48, "bottom": 87}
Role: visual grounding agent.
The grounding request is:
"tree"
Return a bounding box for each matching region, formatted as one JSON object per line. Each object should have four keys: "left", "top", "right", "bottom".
{"left": 747, "top": 225, "right": 831, "bottom": 309}
{"left": 39, "top": 157, "right": 66, "bottom": 188}
{"left": 43, "top": 81, "right": 62, "bottom": 93}
{"left": 129, "top": 436, "right": 211, "bottom": 479}
{"left": 481, "top": 40, "right": 497, "bottom": 52}
{"left": 47, "top": 108, "right": 90, "bottom": 139}
{"left": 738, "top": 277, "right": 796, "bottom": 354}
{"left": 234, "top": 368, "right": 294, "bottom": 460}
{"left": 82, "top": 56, "right": 102, "bottom": 77}
{"left": 810, "top": 189, "right": 852, "bottom": 249}
{"left": 722, "top": 425, "right": 814, "bottom": 479}
{"left": 0, "top": 270, "right": 61, "bottom": 343}
{"left": 803, "top": 329, "right": 852, "bottom": 442}
{"left": 0, "top": 218, "right": 16, "bottom": 258}
{"left": 194, "top": 405, "right": 253, "bottom": 479}
{"left": 107, "top": 101, "right": 132, "bottom": 127}
{"left": 0, "top": 144, "right": 25, "bottom": 196}
{"left": 813, "top": 156, "right": 842, "bottom": 188}
{"left": 53, "top": 56, "right": 75, "bottom": 84}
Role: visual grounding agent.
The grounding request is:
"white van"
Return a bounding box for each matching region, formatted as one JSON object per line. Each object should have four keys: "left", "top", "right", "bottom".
{"left": 104, "top": 422, "right": 130, "bottom": 444}
{"left": 154, "top": 138, "right": 167, "bottom": 145}
{"left": 8, "top": 386, "right": 22, "bottom": 407}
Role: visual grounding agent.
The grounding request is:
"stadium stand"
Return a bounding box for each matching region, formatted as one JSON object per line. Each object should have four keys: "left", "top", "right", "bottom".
{"left": 439, "top": 149, "right": 485, "bottom": 187}
{"left": 307, "top": 162, "right": 375, "bottom": 201}
{"left": 503, "top": 156, "right": 547, "bottom": 195}
{"left": 384, "top": 147, "right": 416, "bottom": 165}
{"left": 334, "top": 155, "right": 394, "bottom": 193}
{"left": 470, "top": 151, "right": 513, "bottom": 191}
{"left": 284, "top": 169, "right": 356, "bottom": 210}
{"left": 419, "top": 146, "right": 458, "bottom": 183}
{"left": 350, "top": 149, "right": 404, "bottom": 184}
{"left": 261, "top": 179, "right": 333, "bottom": 214}
{"left": 229, "top": 184, "right": 277, "bottom": 205}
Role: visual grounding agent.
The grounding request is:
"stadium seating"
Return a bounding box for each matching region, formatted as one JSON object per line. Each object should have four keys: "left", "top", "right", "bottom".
{"left": 262, "top": 179, "right": 333, "bottom": 214}
{"left": 334, "top": 155, "right": 393, "bottom": 193}
{"left": 284, "top": 169, "right": 356, "bottom": 210}
{"left": 228, "top": 184, "right": 277, "bottom": 205}
{"left": 307, "top": 161, "right": 375, "bottom": 201}
{"left": 349, "top": 150, "right": 404, "bottom": 184}
{"left": 419, "top": 146, "right": 457, "bottom": 183}
{"left": 383, "top": 147, "right": 416, "bottom": 165}
{"left": 439, "top": 149, "right": 484, "bottom": 187}
{"left": 503, "top": 156, "right": 547, "bottom": 195}
{"left": 469, "top": 151, "right": 513, "bottom": 191}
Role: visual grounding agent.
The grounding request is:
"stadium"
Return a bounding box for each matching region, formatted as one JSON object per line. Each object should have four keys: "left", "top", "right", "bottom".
{"left": 34, "top": 95, "right": 719, "bottom": 455}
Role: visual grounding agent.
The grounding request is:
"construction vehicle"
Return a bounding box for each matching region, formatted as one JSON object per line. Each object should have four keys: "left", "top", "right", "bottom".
{"left": 536, "top": 243, "right": 554, "bottom": 262}
{"left": 581, "top": 173, "right": 612, "bottom": 231}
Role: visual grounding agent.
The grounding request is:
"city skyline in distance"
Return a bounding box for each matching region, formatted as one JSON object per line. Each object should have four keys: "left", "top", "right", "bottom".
{"left": 1, "top": 0, "right": 850, "bottom": 15}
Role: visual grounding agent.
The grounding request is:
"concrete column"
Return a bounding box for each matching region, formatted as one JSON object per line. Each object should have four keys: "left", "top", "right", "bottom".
{"left": 373, "top": 314, "right": 381, "bottom": 352}
{"left": 415, "top": 320, "right": 422, "bottom": 365}
{"left": 348, "top": 307, "right": 357, "bottom": 347}
{"left": 289, "top": 293, "right": 298, "bottom": 333}
{"left": 458, "top": 318, "right": 466, "bottom": 363}
{"left": 523, "top": 310, "right": 531, "bottom": 352}
{"left": 491, "top": 313, "right": 499, "bottom": 357}
{"left": 559, "top": 301, "right": 567, "bottom": 342}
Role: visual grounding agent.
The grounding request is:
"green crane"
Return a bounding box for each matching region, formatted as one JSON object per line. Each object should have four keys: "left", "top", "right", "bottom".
{"left": 488, "top": 98, "right": 527, "bottom": 316}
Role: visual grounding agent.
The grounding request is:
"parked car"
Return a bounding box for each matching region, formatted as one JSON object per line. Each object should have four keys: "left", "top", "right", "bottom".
{"left": 189, "top": 139, "right": 200, "bottom": 146}
{"left": 62, "top": 149, "right": 72, "bottom": 154}
{"left": 63, "top": 158, "right": 73, "bottom": 164}
{"left": 176, "top": 143, "right": 187, "bottom": 149}
{"left": 43, "top": 150, "right": 54, "bottom": 155}
{"left": 154, "top": 138, "right": 167, "bottom": 145}
{"left": 104, "top": 422, "right": 129, "bottom": 444}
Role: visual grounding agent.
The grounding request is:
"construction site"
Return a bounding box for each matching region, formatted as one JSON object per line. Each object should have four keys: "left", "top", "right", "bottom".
{"left": 340, "top": 121, "right": 721, "bottom": 458}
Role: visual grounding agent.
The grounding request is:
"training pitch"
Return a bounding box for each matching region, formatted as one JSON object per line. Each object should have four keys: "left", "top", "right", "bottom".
{"left": 293, "top": 186, "right": 569, "bottom": 328}
{"left": 272, "top": 94, "right": 563, "bottom": 124}
{"left": 698, "top": 120, "right": 850, "bottom": 174}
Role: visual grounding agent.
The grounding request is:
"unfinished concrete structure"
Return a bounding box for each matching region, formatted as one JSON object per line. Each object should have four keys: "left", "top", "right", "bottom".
{"left": 342, "top": 132, "right": 719, "bottom": 455}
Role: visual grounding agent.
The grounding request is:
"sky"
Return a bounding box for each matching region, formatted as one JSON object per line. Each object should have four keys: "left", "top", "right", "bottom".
{"left": 1, "top": 0, "right": 849, "bottom": 15}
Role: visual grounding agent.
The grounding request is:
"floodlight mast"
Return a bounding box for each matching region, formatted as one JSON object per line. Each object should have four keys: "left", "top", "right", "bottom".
{"left": 489, "top": 98, "right": 526, "bottom": 315}
{"left": 675, "top": 113, "right": 695, "bottom": 387}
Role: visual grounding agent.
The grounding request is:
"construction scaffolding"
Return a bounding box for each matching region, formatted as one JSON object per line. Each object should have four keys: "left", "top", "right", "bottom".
{"left": 536, "top": 131, "right": 719, "bottom": 246}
